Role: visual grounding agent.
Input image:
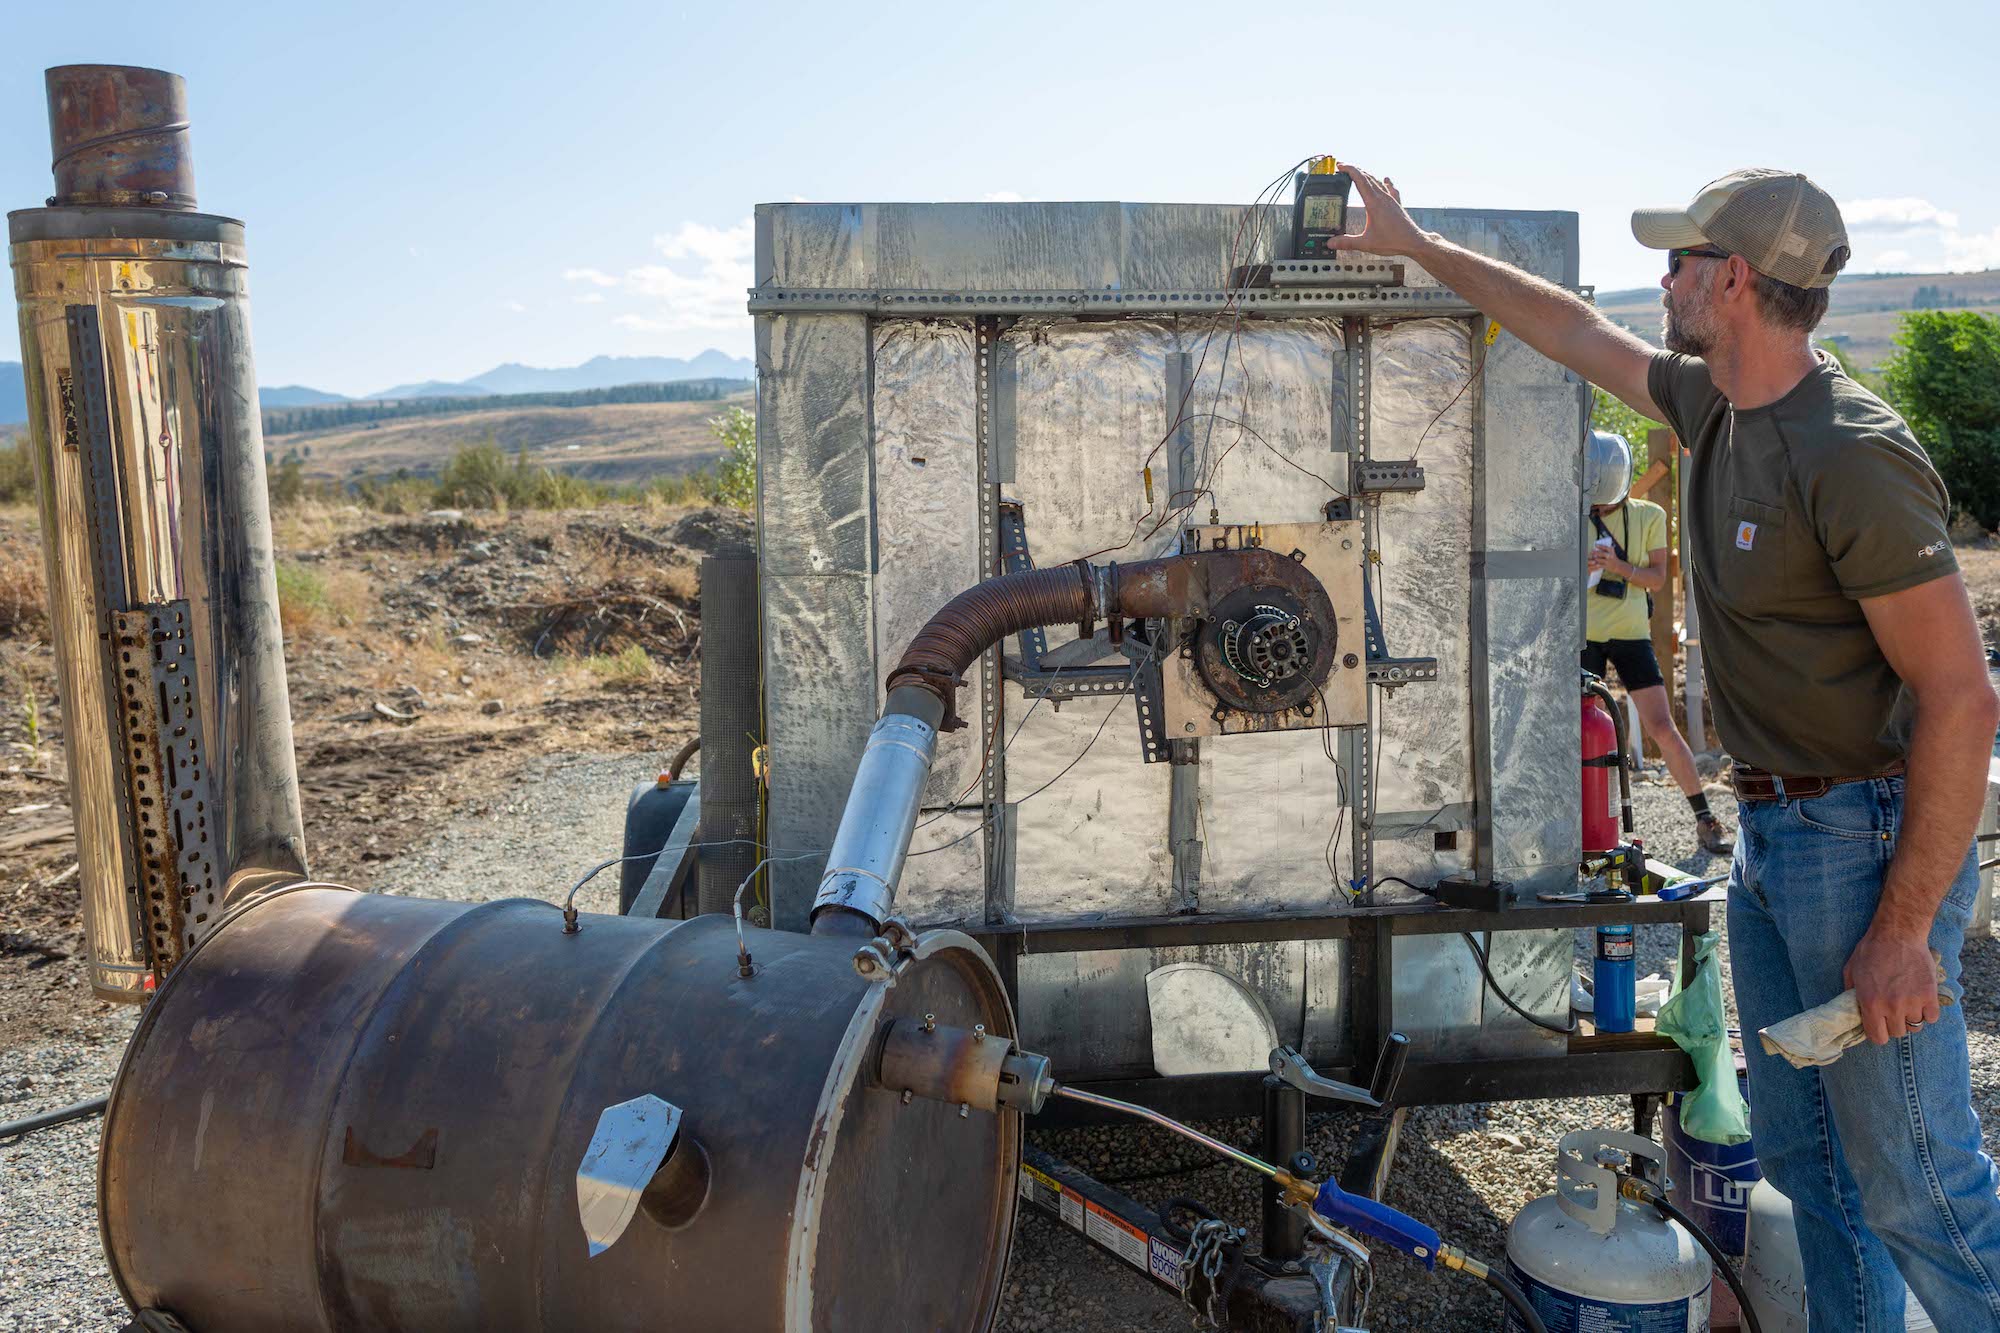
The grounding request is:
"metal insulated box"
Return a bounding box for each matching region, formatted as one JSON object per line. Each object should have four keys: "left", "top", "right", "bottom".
{"left": 751, "top": 201, "right": 1587, "bottom": 1082}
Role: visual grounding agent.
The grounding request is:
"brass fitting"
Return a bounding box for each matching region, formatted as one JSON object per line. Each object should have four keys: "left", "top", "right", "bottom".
{"left": 1436, "top": 1244, "right": 1489, "bottom": 1281}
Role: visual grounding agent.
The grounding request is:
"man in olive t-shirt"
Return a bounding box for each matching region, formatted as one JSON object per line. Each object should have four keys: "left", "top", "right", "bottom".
{"left": 1330, "top": 165, "right": 2000, "bottom": 1329}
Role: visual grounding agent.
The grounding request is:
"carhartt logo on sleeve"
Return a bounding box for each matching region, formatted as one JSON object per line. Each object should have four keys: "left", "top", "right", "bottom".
{"left": 1918, "top": 540, "right": 1948, "bottom": 558}
{"left": 1736, "top": 521, "right": 1757, "bottom": 550}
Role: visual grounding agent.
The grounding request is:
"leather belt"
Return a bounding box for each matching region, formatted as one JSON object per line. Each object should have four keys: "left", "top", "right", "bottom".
{"left": 1731, "top": 760, "right": 1906, "bottom": 802}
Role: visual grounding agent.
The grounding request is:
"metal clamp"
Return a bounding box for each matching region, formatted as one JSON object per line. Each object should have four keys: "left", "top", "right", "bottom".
{"left": 852, "top": 915, "right": 920, "bottom": 980}
{"left": 1268, "top": 1033, "right": 1409, "bottom": 1109}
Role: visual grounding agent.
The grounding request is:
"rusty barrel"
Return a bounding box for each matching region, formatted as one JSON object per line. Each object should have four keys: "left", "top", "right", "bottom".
{"left": 99, "top": 888, "right": 1020, "bottom": 1330}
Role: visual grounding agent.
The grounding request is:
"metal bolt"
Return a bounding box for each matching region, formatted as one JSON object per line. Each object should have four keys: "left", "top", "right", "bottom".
{"left": 1342, "top": 539, "right": 1354, "bottom": 550}
{"left": 901, "top": 1090, "right": 913, "bottom": 1106}
{"left": 922, "top": 1013, "right": 936, "bottom": 1033}
{"left": 1343, "top": 653, "right": 1359, "bottom": 669}
{"left": 142, "top": 190, "right": 170, "bottom": 205}
{"left": 1183, "top": 721, "right": 1196, "bottom": 733}
{"left": 959, "top": 1104, "right": 969, "bottom": 1119}
{"left": 973, "top": 1024, "right": 986, "bottom": 1042}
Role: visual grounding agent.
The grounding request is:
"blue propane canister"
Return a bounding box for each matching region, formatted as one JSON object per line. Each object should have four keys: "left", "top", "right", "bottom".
{"left": 1595, "top": 923, "right": 1637, "bottom": 1033}
{"left": 1663, "top": 1057, "right": 1760, "bottom": 1259}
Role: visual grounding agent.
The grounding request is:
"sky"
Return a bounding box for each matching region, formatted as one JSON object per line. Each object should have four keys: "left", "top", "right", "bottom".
{"left": 5, "top": 0, "right": 1997, "bottom": 397}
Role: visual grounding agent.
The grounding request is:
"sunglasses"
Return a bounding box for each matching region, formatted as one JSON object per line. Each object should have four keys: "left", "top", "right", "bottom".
{"left": 1669, "top": 246, "right": 1731, "bottom": 277}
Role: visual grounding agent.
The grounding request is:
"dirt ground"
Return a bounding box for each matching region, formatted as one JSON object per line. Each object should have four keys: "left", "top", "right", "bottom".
{"left": 0, "top": 499, "right": 744, "bottom": 1047}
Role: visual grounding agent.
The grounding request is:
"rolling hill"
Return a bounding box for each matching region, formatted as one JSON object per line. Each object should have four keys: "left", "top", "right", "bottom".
{"left": 274, "top": 391, "right": 755, "bottom": 486}
{"left": 1596, "top": 268, "right": 2000, "bottom": 369}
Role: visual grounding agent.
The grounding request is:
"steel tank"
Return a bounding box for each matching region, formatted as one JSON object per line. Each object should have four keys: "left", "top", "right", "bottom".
{"left": 9, "top": 65, "right": 306, "bottom": 999}
{"left": 100, "top": 887, "right": 1021, "bottom": 1331}
{"left": 1504, "top": 1130, "right": 1711, "bottom": 1333}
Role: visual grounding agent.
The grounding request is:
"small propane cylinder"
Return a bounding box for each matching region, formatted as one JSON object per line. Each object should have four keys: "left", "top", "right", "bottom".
{"left": 1505, "top": 1129, "right": 1711, "bottom": 1333}
{"left": 1595, "top": 923, "right": 1637, "bottom": 1033}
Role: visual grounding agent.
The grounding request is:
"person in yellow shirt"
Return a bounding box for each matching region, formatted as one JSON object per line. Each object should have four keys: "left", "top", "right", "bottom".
{"left": 1584, "top": 446, "right": 1731, "bottom": 855}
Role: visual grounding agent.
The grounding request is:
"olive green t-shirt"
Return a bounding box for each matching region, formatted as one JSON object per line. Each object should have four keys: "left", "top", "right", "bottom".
{"left": 1647, "top": 350, "right": 1956, "bottom": 775}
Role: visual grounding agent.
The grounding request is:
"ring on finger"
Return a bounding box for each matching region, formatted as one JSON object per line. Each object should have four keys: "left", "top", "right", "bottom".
{"left": 1906, "top": 1019, "right": 1926, "bottom": 1031}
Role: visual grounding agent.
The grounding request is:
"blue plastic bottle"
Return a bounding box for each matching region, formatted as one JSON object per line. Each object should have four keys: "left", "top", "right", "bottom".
{"left": 1595, "top": 923, "right": 1636, "bottom": 1033}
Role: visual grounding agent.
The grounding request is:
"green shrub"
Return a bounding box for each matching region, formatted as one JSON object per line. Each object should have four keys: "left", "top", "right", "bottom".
{"left": 0, "top": 434, "right": 37, "bottom": 505}
{"left": 1882, "top": 311, "right": 2000, "bottom": 533}
{"left": 582, "top": 643, "right": 655, "bottom": 685}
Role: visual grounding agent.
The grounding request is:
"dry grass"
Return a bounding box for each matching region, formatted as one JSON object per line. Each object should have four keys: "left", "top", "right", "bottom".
{"left": 0, "top": 541, "right": 46, "bottom": 637}
{"left": 274, "top": 560, "right": 371, "bottom": 639}
{"left": 579, "top": 643, "right": 656, "bottom": 687}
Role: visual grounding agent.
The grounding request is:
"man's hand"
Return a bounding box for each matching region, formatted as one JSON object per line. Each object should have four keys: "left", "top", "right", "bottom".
{"left": 1327, "top": 165, "right": 1431, "bottom": 259}
{"left": 1320, "top": 163, "right": 1662, "bottom": 419}
{"left": 1844, "top": 928, "right": 1941, "bottom": 1044}
{"left": 1586, "top": 545, "right": 1623, "bottom": 575}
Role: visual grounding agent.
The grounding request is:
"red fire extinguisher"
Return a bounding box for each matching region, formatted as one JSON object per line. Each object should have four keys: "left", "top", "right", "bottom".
{"left": 1582, "top": 690, "right": 1621, "bottom": 854}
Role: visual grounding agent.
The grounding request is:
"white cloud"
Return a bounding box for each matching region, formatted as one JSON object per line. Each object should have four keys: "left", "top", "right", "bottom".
{"left": 503, "top": 300, "right": 526, "bottom": 314}
{"left": 559, "top": 218, "right": 756, "bottom": 338}
{"left": 1837, "top": 196, "right": 2000, "bottom": 273}
{"left": 651, "top": 219, "right": 754, "bottom": 266}
{"left": 982, "top": 190, "right": 1027, "bottom": 203}
{"left": 1842, "top": 198, "right": 1960, "bottom": 231}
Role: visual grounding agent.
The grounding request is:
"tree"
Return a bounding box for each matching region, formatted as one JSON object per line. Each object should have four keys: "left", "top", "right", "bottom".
{"left": 1881, "top": 310, "right": 2000, "bottom": 532}
{"left": 707, "top": 405, "right": 756, "bottom": 509}
{"left": 1590, "top": 386, "right": 1663, "bottom": 475}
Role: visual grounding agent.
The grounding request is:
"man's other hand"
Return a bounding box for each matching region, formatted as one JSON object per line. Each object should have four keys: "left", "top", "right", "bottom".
{"left": 1328, "top": 165, "right": 1429, "bottom": 258}
{"left": 1843, "top": 927, "right": 1942, "bottom": 1044}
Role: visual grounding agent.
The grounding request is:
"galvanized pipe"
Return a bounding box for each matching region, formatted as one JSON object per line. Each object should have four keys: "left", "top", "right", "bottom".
{"left": 10, "top": 66, "right": 306, "bottom": 997}
{"left": 811, "top": 710, "right": 937, "bottom": 932}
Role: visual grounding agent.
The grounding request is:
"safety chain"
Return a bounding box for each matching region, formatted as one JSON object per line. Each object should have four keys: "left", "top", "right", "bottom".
{"left": 1178, "top": 1218, "right": 1246, "bottom": 1329}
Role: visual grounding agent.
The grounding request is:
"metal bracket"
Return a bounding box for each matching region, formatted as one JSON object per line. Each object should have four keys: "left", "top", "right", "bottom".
{"left": 1351, "top": 461, "right": 1426, "bottom": 495}
{"left": 1360, "top": 571, "right": 1437, "bottom": 692}
{"left": 747, "top": 285, "right": 1477, "bottom": 317}
{"left": 996, "top": 496, "right": 1163, "bottom": 708}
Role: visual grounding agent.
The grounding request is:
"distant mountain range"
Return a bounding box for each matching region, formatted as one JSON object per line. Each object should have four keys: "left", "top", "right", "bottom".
{"left": 0, "top": 351, "right": 755, "bottom": 428}
{"left": 366, "top": 351, "right": 754, "bottom": 403}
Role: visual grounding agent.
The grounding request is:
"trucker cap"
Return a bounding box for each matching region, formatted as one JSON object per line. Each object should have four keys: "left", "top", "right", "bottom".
{"left": 1632, "top": 168, "right": 1849, "bottom": 290}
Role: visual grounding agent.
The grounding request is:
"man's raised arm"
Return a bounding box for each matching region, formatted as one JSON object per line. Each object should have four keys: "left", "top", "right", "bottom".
{"left": 1330, "top": 164, "right": 1661, "bottom": 420}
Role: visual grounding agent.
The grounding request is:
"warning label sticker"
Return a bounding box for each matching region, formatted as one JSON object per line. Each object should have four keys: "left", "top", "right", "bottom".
{"left": 1083, "top": 1200, "right": 1149, "bottom": 1272}
{"left": 1017, "top": 1165, "right": 1063, "bottom": 1213}
{"left": 1149, "top": 1236, "right": 1185, "bottom": 1289}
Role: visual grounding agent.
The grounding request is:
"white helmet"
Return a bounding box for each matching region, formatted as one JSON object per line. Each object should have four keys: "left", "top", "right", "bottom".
{"left": 1584, "top": 431, "right": 1633, "bottom": 509}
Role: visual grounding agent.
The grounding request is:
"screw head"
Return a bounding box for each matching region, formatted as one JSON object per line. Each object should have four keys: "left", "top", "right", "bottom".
{"left": 1343, "top": 653, "right": 1359, "bottom": 669}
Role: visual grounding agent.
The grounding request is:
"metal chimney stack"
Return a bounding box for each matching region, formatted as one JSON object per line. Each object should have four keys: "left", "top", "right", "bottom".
{"left": 8, "top": 65, "right": 306, "bottom": 1000}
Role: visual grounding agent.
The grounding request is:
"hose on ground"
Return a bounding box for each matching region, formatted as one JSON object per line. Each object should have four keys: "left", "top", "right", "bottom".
{"left": 0, "top": 1093, "right": 108, "bottom": 1142}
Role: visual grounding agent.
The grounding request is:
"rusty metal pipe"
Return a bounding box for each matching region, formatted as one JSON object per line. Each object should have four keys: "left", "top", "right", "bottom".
{"left": 45, "top": 65, "right": 196, "bottom": 209}
{"left": 813, "top": 548, "right": 1332, "bottom": 936}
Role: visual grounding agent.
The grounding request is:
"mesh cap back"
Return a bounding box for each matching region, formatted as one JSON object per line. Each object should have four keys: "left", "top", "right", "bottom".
{"left": 1632, "top": 168, "right": 1849, "bottom": 290}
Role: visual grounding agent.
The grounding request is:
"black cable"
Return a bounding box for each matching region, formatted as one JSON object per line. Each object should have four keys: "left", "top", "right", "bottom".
{"left": 1479, "top": 1264, "right": 1548, "bottom": 1333}
{"left": 0, "top": 1093, "right": 108, "bottom": 1142}
{"left": 1651, "top": 1193, "right": 1764, "bottom": 1333}
{"left": 1460, "top": 931, "right": 1578, "bottom": 1037}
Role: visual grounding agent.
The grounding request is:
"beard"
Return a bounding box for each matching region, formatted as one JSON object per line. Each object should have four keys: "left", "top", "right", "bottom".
{"left": 1662, "top": 279, "right": 1719, "bottom": 357}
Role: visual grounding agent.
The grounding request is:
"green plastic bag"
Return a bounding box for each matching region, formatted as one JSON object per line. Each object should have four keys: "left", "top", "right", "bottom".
{"left": 1654, "top": 929, "right": 1750, "bottom": 1146}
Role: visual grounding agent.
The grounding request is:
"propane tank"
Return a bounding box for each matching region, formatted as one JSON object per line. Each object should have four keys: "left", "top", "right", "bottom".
{"left": 1582, "top": 690, "right": 1621, "bottom": 854}
{"left": 1505, "top": 1129, "right": 1711, "bottom": 1333}
{"left": 1743, "top": 1179, "right": 1936, "bottom": 1332}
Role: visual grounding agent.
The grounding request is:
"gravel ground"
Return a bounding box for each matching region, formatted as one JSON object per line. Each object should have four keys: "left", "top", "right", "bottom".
{"left": 7, "top": 761, "right": 1998, "bottom": 1332}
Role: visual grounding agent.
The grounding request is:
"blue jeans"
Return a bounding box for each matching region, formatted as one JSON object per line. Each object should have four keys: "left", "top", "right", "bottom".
{"left": 1731, "top": 775, "right": 2000, "bottom": 1331}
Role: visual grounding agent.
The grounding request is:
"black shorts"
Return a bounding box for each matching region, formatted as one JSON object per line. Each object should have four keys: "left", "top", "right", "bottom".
{"left": 1582, "top": 638, "right": 1664, "bottom": 691}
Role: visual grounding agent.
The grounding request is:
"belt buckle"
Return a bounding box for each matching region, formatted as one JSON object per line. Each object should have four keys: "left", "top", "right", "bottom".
{"left": 1771, "top": 774, "right": 1787, "bottom": 800}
